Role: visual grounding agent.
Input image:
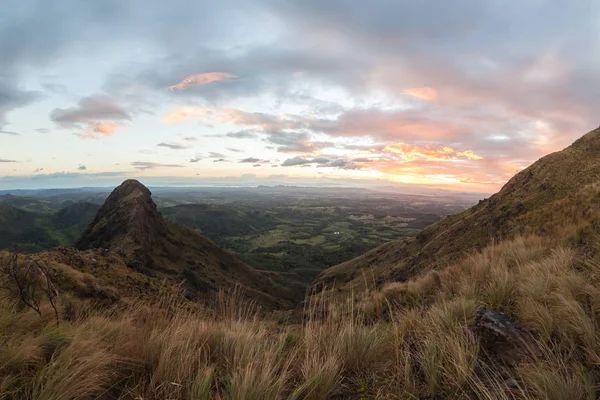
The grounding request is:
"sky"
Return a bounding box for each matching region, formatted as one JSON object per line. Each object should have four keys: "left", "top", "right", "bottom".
{"left": 1, "top": 0, "right": 599, "bottom": 191}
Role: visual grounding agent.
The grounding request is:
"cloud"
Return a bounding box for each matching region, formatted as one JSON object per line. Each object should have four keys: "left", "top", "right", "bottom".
{"left": 35, "top": 128, "right": 49, "bottom": 134}
{"left": 50, "top": 94, "right": 131, "bottom": 138}
{"left": 280, "top": 155, "right": 361, "bottom": 170}
{"left": 227, "top": 148, "right": 243, "bottom": 153}
{"left": 77, "top": 165, "right": 87, "bottom": 171}
{"left": 189, "top": 152, "right": 224, "bottom": 162}
{"left": 77, "top": 121, "right": 126, "bottom": 139}
{"left": 0, "top": 79, "right": 40, "bottom": 129}
{"left": 51, "top": 94, "right": 131, "bottom": 126}
{"left": 0, "top": 130, "right": 20, "bottom": 136}
{"left": 131, "top": 161, "right": 184, "bottom": 170}
{"left": 162, "top": 107, "right": 212, "bottom": 123}
{"left": 0, "top": 159, "right": 17, "bottom": 163}
{"left": 403, "top": 87, "right": 438, "bottom": 102}
{"left": 321, "top": 159, "right": 360, "bottom": 170}
{"left": 157, "top": 142, "right": 191, "bottom": 150}
{"left": 2, "top": 0, "right": 600, "bottom": 190}
{"left": 240, "top": 157, "right": 262, "bottom": 163}
{"left": 168, "top": 72, "right": 238, "bottom": 90}
{"left": 183, "top": 136, "right": 197, "bottom": 142}
{"left": 213, "top": 158, "right": 228, "bottom": 162}
{"left": 34, "top": 168, "right": 44, "bottom": 173}
{"left": 281, "top": 156, "right": 330, "bottom": 167}
{"left": 226, "top": 130, "right": 259, "bottom": 139}
{"left": 383, "top": 142, "right": 483, "bottom": 161}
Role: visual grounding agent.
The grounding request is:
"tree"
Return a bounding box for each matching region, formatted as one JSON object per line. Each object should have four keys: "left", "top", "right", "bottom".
{"left": 0, "top": 249, "right": 60, "bottom": 325}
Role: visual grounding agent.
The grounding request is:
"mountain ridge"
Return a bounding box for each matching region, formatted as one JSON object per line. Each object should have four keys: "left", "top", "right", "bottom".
{"left": 316, "top": 127, "right": 600, "bottom": 292}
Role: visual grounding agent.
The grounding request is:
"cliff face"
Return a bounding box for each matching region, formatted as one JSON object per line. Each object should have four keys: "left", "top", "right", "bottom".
{"left": 75, "top": 179, "right": 167, "bottom": 254}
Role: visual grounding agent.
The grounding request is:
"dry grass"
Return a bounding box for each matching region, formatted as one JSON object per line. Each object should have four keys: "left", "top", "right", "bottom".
{"left": 1, "top": 236, "right": 600, "bottom": 398}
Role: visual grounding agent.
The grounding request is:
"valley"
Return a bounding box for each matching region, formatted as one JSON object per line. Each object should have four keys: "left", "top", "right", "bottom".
{"left": 0, "top": 186, "right": 477, "bottom": 283}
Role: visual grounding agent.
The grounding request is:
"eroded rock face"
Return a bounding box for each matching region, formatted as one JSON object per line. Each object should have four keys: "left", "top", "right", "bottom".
{"left": 476, "top": 307, "right": 539, "bottom": 365}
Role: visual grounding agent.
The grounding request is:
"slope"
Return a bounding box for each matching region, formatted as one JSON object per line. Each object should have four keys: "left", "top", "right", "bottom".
{"left": 317, "top": 127, "right": 600, "bottom": 291}
{"left": 0, "top": 202, "right": 99, "bottom": 251}
{"left": 75, "top": 179, "right": 301, "bottom": 308}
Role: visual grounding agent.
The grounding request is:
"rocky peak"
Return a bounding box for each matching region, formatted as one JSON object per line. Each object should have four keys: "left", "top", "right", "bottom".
{"left": 75, "top": 180, "right": 168, "bottom": 254}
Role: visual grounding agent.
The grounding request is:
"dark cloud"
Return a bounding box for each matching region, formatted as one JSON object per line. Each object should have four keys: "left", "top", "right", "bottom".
{"left": 280, "top": 155, "right": 360, "bottom": 169}
{"left": 213, "top": 158, "right": 227, "bottom": 163}
{"left": 208, "top": 152, "right": 225, "bottom": 159}
{"left": 34, "top": 168, "right": 44, "bottom": 173}
{"left": 131, "top": 161, "right": 184, "bottom": 170}
{"left": 263, "top": 131, "right": 333, "bottom": 153}
{"left": 226, "top": 130, "right": 259, "bottom": 139}
{"left": 189, "top": 156, "right": 202, "bottom": 163}
{"left": 321, "top": 159, "right": 360, "bottom": 170}
{"left": 50, "top": 94, "right": 131, "bottom": 128}
{"left": 0, "top": 158, "right": 16, "bottom": 163}
{"left": 77, "top": 165, "right": 87, "bottom": 170}
{"left": 281, "top": 156, "right": 329, "bottom": 167}
{"left": 0, "top": 130, "right": 20, "bottom": 136}
{"left": 0, "top": 79, "right": 40, "bottom": 129}
{"left": 157, "top": 142, "right": 190, "bottom": 150}
{"left": 239, "top": 157, "right": 264, "bottom": 163}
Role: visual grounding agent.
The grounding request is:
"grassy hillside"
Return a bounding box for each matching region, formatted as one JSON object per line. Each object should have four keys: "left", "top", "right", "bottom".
{"left": 2, "top": 236, "right": 600, "bottom": 398}
{"left": 317, "top": 127, "right": 600, "bottom": 293}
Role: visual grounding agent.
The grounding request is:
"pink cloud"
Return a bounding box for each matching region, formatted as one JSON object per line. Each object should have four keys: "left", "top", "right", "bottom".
{"left": 402, "top": 87, "right": 438, "bottom": 102}
{"left": 167, "top": 72, "right": 238, "bottom": 91}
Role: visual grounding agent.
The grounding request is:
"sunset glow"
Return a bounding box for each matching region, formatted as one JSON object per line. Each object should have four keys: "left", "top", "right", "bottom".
{"left": 1, "top": 1, "right": 598, "bottom": 191}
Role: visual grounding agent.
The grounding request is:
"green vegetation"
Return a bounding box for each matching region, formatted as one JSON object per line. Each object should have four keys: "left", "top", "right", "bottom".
{"left": 1, "top": 187, "right": 473, "bottom": 285}
{"left": 160, "top": 188, "right": 470, "bottom": 280}
{"left": 0, "top": 203, "right": 99, "bottom": 252}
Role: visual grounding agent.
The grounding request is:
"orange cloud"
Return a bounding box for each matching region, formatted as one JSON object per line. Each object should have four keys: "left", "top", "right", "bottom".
{"left": 168, "top": 72, "right": 238, "bottom": 90}
{"left": 456, "top": 150, "right": 483, "bottom": 160}
{"left": 77, "top": 121, "right": 126, "bottom": 139}
{"left": 402, "top": 87, "right": 438, "bottom": 102}
{"left": 383, "top": 142, "right": 483, "bottom": 161}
